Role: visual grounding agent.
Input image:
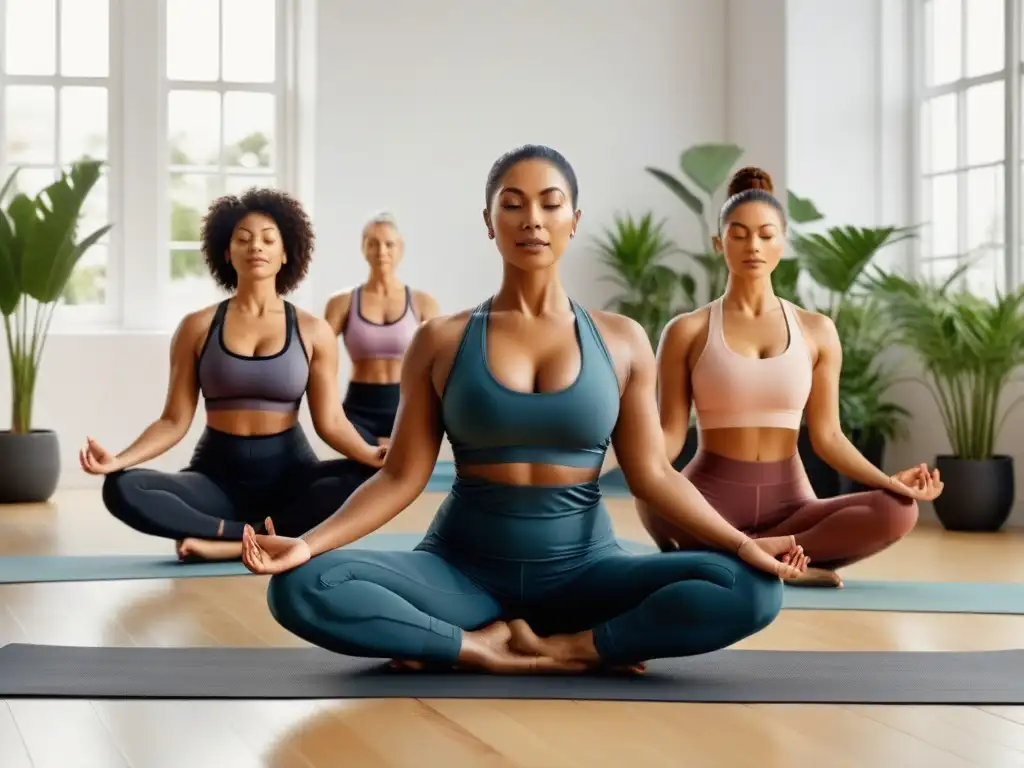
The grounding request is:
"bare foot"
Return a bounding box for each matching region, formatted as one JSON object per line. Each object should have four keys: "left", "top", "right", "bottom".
{"left": 459, "top": 621, "right": 589, "bottom": 675}
{"left": 508, "top": 619, "right": 646, "bottom": 675}
{"left": 176, "top": 538, "right": 244, "bottom": 562}
{"left": 389, "top": 622, "right": 513, "bottom": 672}
{"left": 787, "top": 567, "right": 843, "bottom": 588}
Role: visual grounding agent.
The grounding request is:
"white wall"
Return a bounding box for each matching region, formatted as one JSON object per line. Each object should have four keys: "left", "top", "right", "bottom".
{"left": 0, "top": 0, "right": 730, "bottom": 487}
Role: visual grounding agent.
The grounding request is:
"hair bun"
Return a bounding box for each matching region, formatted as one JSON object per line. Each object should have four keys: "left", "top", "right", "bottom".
{"left": 727, "top": 166, "right": 774, "bottom": 197}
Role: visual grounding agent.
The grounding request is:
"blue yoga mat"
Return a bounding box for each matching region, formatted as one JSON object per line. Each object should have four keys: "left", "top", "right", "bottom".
{"left": 0, "top": 533, "right": 654, "bottom": 585}
{"left": 3, "top": 533, "right": 1023, "bottom": 615}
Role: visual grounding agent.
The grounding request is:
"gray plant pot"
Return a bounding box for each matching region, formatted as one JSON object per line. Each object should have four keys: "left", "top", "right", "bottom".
{"left": 0, "top": 429, "right": 61, "bottom": 503}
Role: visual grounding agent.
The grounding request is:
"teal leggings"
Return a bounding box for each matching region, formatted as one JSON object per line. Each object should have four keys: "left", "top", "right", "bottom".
{"left": 266, "top": 479, "right": 784, "bottom": 666}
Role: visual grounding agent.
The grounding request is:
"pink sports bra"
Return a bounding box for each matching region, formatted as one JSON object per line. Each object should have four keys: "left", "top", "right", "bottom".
{"left": 690, "top": 297, "right": 813, "bottom": 430}
{"left": 342, "top": 286, "right": 420, "bottom": 362}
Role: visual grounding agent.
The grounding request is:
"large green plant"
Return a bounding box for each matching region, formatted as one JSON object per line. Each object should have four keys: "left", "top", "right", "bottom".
{"left": 868, "top": 266, "right": 1024, "bottom": 460}
{"left": 594, "top": 212, "right": 695, "bottom": 347}
{"left": 0, "top": 159, "right": 112, "bottom": 434}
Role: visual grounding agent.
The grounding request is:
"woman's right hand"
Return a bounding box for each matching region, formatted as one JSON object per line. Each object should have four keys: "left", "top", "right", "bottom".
{"left": 79, "top": 437, "right": 124, "bottom": 475}
{"left": 241, "top": 522, "right": 312, "bottom": 575}
{"left": 738, "top": 535, "right": 809, "bottom": 581}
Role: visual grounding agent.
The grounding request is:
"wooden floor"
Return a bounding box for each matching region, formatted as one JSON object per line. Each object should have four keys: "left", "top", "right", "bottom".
{"left": 1, "top": 493, "right": 1024, "bottom": 767}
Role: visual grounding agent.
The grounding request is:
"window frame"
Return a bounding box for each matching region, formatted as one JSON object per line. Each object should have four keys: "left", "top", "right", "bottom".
{"left": 0, "top": 0, "right": 120, "bottom": 329}
{"left": 912, "top": 0, "right": 1024, "bottom": 292}
{"left": 0, "top": 0, "right": 312, "bottom": 334}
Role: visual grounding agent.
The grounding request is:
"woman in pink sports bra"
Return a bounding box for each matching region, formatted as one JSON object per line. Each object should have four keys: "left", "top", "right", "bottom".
{"left": 638, "top": 167, "right": 944, "bottom": 588}
{"left": 324, "top": 213, "right": 439, "bottom": 462}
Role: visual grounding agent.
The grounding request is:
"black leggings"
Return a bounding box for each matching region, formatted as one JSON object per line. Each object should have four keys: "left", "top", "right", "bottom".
{"left": 102, "top": 425, "right": 377, "bottom": 540}
{"left": 342, "top": 382, "right": 399, "bottom": 445}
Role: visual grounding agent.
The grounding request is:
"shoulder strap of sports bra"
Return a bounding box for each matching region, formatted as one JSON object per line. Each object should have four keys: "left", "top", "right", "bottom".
{"left": 211, "top": 298, "right": 230, "bottom": 328}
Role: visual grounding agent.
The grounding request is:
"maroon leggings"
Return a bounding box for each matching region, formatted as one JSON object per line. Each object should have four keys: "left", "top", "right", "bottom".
{"left": 641, "top": 450, "right": 919, "bottom": 570}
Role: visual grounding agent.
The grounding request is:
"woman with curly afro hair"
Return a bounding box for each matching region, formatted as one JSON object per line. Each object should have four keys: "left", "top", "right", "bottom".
{"left": 81, "top": 188, "right": 386, "bottom": 562}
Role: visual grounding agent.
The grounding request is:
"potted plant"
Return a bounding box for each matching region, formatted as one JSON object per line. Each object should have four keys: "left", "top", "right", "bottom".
{"left": 0, "top": 159, "right": 112, "bottom": 503}
{"left": 869, "top": 266, "right": 1024, "bottom": 531}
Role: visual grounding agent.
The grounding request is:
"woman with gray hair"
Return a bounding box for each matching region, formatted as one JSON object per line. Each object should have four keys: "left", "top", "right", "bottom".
{"left": 325, "top": 213, "right": 439, "bottom": 463}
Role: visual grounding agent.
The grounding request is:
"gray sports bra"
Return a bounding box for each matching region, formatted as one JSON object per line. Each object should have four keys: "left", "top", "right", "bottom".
{"left": 197, "top": 300, "right": 310, "bottom": 413}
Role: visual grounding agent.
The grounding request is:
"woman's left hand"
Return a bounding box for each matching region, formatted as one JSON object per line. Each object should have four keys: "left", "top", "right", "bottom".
{"left": 889, "top": 463, "right": 943, "bottom": 501}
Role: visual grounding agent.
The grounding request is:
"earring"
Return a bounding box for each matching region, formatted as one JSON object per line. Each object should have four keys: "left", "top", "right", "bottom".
{"left": 488, "top": 231, "right": 495, "bottom": 239}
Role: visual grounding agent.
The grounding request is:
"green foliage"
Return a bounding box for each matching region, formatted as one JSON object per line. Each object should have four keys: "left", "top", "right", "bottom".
{"left": 833, "top": 299, "right": 910, "bottom": 444}
{"left": 867, "top": 266, "right": 1024, "bottom": 460}
{"left": 0, "top": 159, "right": 113, "bottom": 434}
{"left": 791, "top": 225, "right": 917, "bottom": 303}
{"left": 593, "top": 212, "right": 694, "bottom": 347}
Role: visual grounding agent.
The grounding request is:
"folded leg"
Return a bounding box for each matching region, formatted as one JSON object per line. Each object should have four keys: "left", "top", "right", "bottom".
{"left": 266, "top": 548, "right": 503, "bottom": 662}
{"left": 102, "top": 468, "right": 247, "bottom": 540}
{"left": 524, "top": 548, "right": 783, "bottom": 666}
{"left": 757, "top": 490, "right": 919, "bottom": 570}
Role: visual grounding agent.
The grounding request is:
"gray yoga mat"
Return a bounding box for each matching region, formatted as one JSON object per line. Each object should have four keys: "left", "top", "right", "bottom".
{"left": 1, "top": 643, "right": 1021, "bottom": 703}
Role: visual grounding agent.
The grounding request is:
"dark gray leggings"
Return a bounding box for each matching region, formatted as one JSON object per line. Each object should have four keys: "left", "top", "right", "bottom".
{"left": 102, "top": 425, "right": 377, "bottom": 540}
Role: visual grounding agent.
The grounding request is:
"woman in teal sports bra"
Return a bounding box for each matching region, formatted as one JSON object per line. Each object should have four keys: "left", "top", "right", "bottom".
{"left": 240, "top": 145, "right": 809, "bottom": 674}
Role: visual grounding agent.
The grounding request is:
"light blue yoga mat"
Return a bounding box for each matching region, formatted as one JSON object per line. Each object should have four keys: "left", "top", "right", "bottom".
{"left": 3, "top": 534, "right": 1023, "bottom": 615}
{"left": 0, "top": 533, "right": 654, "bottom": 585}
{"left": 781, "top": 580, "right": 1024, "bottom": 614}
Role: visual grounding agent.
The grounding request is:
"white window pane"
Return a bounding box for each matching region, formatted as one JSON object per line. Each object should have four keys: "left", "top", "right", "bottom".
{"left": 6, "top": 167, "right": 58, "bottom": 199}
{"left": 169, "top": 173, "right": 220, "bottom": 245}
{"left": 925, "top": 93, "right": 957, "bottom": 174}
{"left": 926, "top": 0, "right": 962, "bottom": 87}
{"left": 930, "top": 173, "right": 958, "bottom": 257}
{"left": 170, "top": 246, "right": 207, "bottom": 280}
{"left": 965, "top": 0, "right": 1003, "bottom": 78}
{"left": 60, "top": 0, "right": 109, "bottom": 77}
{"left": 4, "top": 86, "right": 56, "bottom": 165}
{"left": 963, "top": 248, "right": 1004, "bottom": 300}
{"left": 223, "top": 92, "right": 275, "bottom": 170}
{"left": 225, "top": 175, "right": 276, "bottom": 197}
{"left": 168, "top": 90, "right": 222, "bottom": 167}
{"left": 965, "top": 81, "right": 1005, "bottom": 166}
{"left": 221, "top": 0, "right": 276, "bottom": 83}
{"left": 4, "top": 0, "right": 55, "bottom": 75}
{"left": 166, "top": 0, "right": 219, "bottom": 81}
{"left": 966, "top": 166, "right": 1004, "bottom": 252}
{"left": 60, "top": 86, "right": 108, "bottom": 163}
{"left": 167, "top": 246, "right": 229, "bottom": 313}
{"left": 63, "top": 244, "right": 107, "bottom": 305}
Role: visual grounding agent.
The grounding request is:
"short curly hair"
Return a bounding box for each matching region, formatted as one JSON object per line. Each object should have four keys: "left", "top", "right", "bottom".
{"left": 200, "top": 187, "right": 315, "bottom": 295}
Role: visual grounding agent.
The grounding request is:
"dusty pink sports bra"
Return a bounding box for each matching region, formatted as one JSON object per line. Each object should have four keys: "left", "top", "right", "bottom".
{"left": 690, "top": 297, "right": 813, "bottom": 430}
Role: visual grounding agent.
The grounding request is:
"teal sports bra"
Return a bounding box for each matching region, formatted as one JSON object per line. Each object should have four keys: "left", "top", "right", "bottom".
{"left": 441, "top": 298, "right": 621, "bottom": 470}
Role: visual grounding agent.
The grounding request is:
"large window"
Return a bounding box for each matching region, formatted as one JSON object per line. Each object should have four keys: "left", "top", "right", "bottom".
{"left": 0, "top": 0, "right": 113, "bottom": 320}
{"left": 0, "top": 0, "right": 300, "bottom": 331}
{"left": 164, "top": 0, "right": 285, "bottom": 318}
{"left": 917, "top": 0, "right": 1020, "bottom": 297}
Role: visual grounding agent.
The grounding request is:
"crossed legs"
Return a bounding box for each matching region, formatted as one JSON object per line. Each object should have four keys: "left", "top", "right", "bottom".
{"left": 266, "top": 544, "right": 783, "bottom": 672}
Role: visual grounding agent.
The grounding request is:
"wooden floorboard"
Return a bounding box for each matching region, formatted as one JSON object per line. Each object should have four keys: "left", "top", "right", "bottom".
{"left": 1, "top": 490, "right": 1023, "bottom": 767}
